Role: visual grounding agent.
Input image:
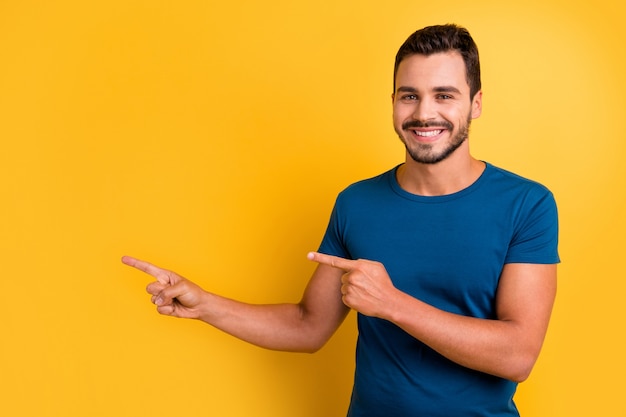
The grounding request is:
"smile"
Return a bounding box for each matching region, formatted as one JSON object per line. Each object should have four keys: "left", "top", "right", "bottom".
{"left": 413, "top": 130, "right": 443, "bottom": 137}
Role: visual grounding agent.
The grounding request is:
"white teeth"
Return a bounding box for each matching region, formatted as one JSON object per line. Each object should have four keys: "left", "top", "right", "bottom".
{"left": 415, "top": 130, "right": 442, "bottom": 137}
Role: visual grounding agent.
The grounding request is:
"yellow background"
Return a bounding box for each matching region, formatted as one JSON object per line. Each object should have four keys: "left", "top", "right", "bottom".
{"left": 1, "top": 0, "right": 624, "bottom": 416}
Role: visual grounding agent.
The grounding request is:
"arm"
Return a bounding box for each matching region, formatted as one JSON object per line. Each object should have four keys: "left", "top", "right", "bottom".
{"left": 121, "top": 256, "right": 350, "bottom": 353}
{"left": 308, "top": 252, "right": 557, "bottom": 382}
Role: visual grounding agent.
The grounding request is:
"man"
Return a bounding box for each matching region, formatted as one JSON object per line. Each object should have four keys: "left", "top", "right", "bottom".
{"left": 123, "top": 24, "right": 559, "bottom": 416}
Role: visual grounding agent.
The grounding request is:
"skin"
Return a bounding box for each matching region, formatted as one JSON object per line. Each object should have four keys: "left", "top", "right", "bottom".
{"left": 122, "top": 51, "right": 557, "bottom": 383}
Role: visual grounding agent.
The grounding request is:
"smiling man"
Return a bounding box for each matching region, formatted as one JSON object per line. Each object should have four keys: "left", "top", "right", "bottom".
{"left": 123, "top": 24, "right": 559, "bottom": 417}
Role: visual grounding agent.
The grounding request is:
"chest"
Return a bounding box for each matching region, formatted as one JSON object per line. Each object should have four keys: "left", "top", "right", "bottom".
{"left": 341, "top": 200, "right": 513, "bottom": 316}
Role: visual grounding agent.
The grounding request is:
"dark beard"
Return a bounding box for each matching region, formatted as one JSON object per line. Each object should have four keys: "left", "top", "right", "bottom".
{"left": 400, "top": 116, "right": 471, "bottom": 165}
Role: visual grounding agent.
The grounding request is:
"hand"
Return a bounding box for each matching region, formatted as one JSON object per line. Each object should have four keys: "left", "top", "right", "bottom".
{"left": 122, "top": 256, "right": 207, "bottom": 319}
{"left": 307, "top": 252, "right": 398, "bottom": 319}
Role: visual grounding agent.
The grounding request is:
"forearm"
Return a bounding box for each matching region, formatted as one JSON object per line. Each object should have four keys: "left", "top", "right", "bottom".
{"left": 195, "top": 291, "right": 341, "bottom": 353}
{"left": 385, "top": 291, "right": 542, "bottom": 382}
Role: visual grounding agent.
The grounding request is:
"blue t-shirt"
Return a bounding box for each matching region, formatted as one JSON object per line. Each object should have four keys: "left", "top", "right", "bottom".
{"left": 318, "top": 163, "right": 560, "bottom": 417}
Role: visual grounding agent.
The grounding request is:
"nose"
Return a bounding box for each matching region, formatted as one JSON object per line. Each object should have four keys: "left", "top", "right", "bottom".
{"left": 413, "top": 98, "right": 437, "bottom": 122}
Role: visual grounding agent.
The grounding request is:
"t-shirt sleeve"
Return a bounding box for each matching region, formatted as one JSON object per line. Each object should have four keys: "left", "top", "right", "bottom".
{"left": 504, "top": 186, "right": 560, "bottom": 264}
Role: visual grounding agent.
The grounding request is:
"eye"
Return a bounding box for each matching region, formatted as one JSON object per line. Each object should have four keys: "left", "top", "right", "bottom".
{"left": 402, "top": 94, "right": 418, "bottom": 101}
{"left": 437, "top": 94, "right": 453, "bottom": 100}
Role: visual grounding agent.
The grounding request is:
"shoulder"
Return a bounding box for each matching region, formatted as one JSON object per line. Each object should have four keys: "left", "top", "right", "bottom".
{"left": 477, "top": 164, "right": 559, "bottom": 235}
{"left": 481, "top": 164, "right": 560, "bottom": 263}
{"left": 336, "top": 166, "right": 398, "bottom": 200}
{"left": 485, "top": 163, "right": 550, "bottom": 189}
{"left": 483, "top": 163, "right": 555, "bottom": 203}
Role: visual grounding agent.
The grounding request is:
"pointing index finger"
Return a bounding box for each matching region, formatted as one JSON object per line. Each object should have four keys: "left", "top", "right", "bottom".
{"left": 121, "top": 256, "right": 170, "bottom": 284}
{"left": 307, "top": 252, "right": 356, "bottom": 271}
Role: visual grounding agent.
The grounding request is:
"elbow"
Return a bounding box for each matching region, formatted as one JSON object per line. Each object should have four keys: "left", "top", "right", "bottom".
{"left": 279, "top": 331, "right": 329, "bottom": 354}
{"left": 265, "top": 339, "right": 324, "bottom": 354}
{"left": 299, "top": 338, "right": 328, "bottom": 354}
{"left": 504, "top": 353, "right": 539, "bottom": 383}
{"left": 508, "top": 367, "right": 532, "bottom": 383}
{"left": 302, "top": 346, "right": 322, "bottom": 354}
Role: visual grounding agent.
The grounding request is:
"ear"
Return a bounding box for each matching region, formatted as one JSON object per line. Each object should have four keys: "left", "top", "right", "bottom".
{"left": 471, "top": 90, "right": 483, "bottom": 119}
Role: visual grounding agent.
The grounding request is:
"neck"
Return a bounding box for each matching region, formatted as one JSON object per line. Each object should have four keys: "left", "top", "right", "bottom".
{"left": 396, "top": 148, "right": 485, "bottom": 196}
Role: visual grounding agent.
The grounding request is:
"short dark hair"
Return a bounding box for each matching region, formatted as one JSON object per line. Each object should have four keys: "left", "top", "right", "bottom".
{"left": 393, "top": 24, "right": 481, "bottom": 99}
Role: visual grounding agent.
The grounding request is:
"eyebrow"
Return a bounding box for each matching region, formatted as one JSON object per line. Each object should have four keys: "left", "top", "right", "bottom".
{"left": 396, "top": 85, "right": 462, "bottom": 94}
{"left": 396, "top": 86, "right": 417, "bottom": 93}
{"left": 434, "top": 86, "right": 462, "bottom": 94}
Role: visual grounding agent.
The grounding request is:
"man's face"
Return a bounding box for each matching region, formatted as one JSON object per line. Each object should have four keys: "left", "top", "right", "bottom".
{"left": 392, "top": 51, "right": 482, "bottom": 164}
